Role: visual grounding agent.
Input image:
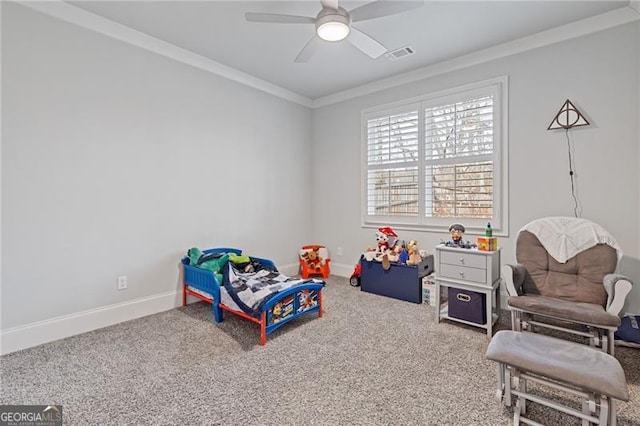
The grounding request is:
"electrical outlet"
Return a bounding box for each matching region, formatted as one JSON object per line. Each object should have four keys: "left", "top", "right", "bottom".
{"left": 117, "top": 275, "right": 128, "bottom": 290}
{"left": 336, "top": 246, "right": 343, "bottom": 256}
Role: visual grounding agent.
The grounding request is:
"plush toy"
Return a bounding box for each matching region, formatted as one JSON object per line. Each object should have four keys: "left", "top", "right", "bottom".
{"left": 363, "top": 248, "right": 376, "bottom": 261}
{"left": 387, "top": 244, "right": 401, "bottom": 263}
{"left": 363, "top": 228, "right": 400, "bottom": 265}
{"left": 398, "top": 246, "right": 409, "bottom": 264}
{"left": 301, "top": 247, "right": 323, "bottom": 272}
{"left": 381, "top": 252, "right": 391, "bottom": 270}
{"left": 187, "top": 247, "right": 205, "bottom": 266}
{"left": 229, "top": 253, "right": 251, "bottom": 264}
{"left": 229, "top": 252, "right": 254, "bottom": 273}
{"left": 187, "top": 247, "right": 230, "bottom": 283}
{"left": 375, "top": 226, "right": 398, "bottom": 254}
{"left": 406, "top": 240, "right": 422, "bottom": 266}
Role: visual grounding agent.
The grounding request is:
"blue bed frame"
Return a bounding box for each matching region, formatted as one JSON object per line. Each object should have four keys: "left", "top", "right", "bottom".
{"left": 181, "top": 247, "right": 324, "bottom": 345}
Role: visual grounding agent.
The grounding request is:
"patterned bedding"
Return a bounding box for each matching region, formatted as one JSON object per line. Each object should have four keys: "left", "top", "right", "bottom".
{"left": 222, "top": 261, "right": 315, "bottom": 318}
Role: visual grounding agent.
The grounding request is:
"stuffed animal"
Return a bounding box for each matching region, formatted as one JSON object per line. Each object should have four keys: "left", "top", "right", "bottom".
{"left": 386, "top": 244, "right": 401, "bottom": 263}
{"left": 187, "top": 247, "right": 230, "bottom": 283}
{"left": 406, "top": 240, "right": 422, "bottom": 266}
{"left": 398, "top": 246, "right": 409, "bottom": 264}
{"left": 363, "top": 248, "right": 376, "bottom": 261}
{"left": 363, "top": 228, "right": 400, "bottom": 264}
{"left": 229, "top": 252, "right": 254, "bottom": 273}
{"left": 375, "top": 227, "right": 398, "bottom": 254}
{"left": 375, "top": 230, "right": 389, "bottom": 253}
{"left": 301, "top": 247, "right": 323, "bottom": 272}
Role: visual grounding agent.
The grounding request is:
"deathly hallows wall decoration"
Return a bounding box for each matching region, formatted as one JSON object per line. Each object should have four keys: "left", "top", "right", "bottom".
{"left": 546, "top": 98, "right": 590, "bottom": 218}
{"left": 547, "top": 99, "right": 590, "bottom": 130}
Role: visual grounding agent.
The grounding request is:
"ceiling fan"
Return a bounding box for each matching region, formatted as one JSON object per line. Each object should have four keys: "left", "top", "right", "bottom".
{"left": 245, "top": 0, "right": 423, "bottom": 63}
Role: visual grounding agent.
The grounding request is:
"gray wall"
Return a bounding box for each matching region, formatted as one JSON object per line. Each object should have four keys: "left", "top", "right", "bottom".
{"left": 1, "top": 4, "right": 312, "bottom": 329}
{"left": 312, "top": 22, "right": 640, "bottom": 313}
{"left": 2, "top": 3, "right": 639, "bottom": 337}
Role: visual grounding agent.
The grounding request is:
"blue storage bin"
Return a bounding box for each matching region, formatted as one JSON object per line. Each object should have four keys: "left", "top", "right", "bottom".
{"left": 448, "top": 288, "right": 486, "bottom": 325}
{"left": 360, "top": 255, "right": 434, "bottom": 304}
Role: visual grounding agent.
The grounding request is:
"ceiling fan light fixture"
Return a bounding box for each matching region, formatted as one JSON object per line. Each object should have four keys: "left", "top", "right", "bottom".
{"left": 316, "top": 13, "right": 350, "bottom": 41}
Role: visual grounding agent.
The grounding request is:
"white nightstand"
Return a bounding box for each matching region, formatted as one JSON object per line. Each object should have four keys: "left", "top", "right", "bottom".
{"left": 434, "top": 245, "right": 501, "bottom": 337}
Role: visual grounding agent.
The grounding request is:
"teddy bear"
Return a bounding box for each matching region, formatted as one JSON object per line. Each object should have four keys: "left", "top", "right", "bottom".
{"left": 301, "top": 247, "right": 323, "bottom": 272}
{"left": 406, "top": 240, "right": 422, "bottom": 266}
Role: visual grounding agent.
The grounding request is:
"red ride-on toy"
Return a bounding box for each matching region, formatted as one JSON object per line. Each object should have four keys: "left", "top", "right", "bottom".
{"left": 349, "top": 263, "right": 361, "bottom": 287}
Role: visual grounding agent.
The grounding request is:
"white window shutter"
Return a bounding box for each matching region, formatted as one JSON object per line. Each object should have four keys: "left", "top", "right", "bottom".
{"left": 425, "top": 95, "right": 494, "bottom": 219}
{"left": 366, "top": 109, "right": 419, "bottom": 217}
{"left": 361, "top": 77, "right": 507, "bottom": 232}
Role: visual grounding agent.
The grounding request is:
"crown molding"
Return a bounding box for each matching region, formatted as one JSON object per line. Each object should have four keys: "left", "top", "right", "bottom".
{"left": 17, "top": 1, "right": 313, "bottom": 108}
{"left": 13, "top": 1, "right": 639, "bottom": 110}
{"left": 312, "top": 6, "right": 640, "bottom": 108}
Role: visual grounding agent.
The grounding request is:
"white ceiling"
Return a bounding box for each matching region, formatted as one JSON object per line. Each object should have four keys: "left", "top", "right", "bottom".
{"left": 67, "top": 1, "right": 631, "bottom": 100}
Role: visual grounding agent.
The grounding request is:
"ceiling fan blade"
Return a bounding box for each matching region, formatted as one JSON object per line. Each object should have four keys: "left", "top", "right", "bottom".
{"left": 245, "top": 12, "right": 315, "bottom": 24}
{"left": 320, "top": 0, "right": 339, "bottom": 11}
{"left": 349, "top": 0, "right": 423, "bottom": 23}
{"left": 348, "top": 27, "right": 387, "bottom": 59}
{"left": 295, "top": 35, "right": 323, "bottom": 63}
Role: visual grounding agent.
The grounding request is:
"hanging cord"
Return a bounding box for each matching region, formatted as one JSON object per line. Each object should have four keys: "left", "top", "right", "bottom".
{"left": 565, "top": 128, "right": 578, "bottom": 218}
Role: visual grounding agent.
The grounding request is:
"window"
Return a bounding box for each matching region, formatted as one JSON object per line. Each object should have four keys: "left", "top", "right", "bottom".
{"left": 362, "top": 77, "right": 508, "bottom": 234}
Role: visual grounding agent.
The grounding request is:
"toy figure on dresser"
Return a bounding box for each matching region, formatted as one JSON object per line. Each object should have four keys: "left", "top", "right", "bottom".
{"left": 441, "top": 223, "right": 476, "bottom": 249}
{"left": 449, "top": 223, "right": 465, "bottom": 244}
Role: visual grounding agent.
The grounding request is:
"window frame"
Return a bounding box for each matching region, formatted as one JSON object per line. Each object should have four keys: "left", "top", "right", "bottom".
{"left": 360, "top": 76, "right": 509, "bottom": 236}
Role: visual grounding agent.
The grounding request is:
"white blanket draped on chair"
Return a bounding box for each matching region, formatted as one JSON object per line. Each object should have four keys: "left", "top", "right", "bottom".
{"left": 521, "top": 217, "right": 623, "bottom": 264}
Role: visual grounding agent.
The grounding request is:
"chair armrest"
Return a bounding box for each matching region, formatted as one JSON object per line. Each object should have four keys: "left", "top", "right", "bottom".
{"left": 502, "top": 264, "right": 527, "bottom": 297}
{"left": 604, "top": 274, "right": 633, "bottom": 316}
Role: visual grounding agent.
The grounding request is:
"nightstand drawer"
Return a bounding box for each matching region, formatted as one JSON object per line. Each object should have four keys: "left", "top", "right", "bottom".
{"left": 440, "top": 251, "right": 487, "bottom": 269}
{"left": 439, "top": 264, "right": 487, "bottom": 284}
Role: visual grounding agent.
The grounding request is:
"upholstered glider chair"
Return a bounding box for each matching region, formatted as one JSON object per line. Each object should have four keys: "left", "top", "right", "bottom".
{"left": 502, "top": 217, "right": 633, "bottom": 355}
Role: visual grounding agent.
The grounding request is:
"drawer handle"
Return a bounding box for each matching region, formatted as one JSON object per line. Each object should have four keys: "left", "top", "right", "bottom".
{"left": 459, "top": 271, "right": 465, "bottom": 276}
{"left": 457, "top": 293, "right": 471, "bottom": 302}
{"left": 459, "top": 258, "right": 465, "bottom": 263}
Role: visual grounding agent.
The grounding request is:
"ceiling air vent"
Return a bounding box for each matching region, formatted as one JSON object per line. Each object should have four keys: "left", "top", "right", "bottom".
{"left": 385, "top": 46, "right": 415, "bottom": 61}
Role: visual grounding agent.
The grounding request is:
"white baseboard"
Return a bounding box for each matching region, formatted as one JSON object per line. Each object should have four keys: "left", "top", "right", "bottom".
{"left": 277, "top": 262, "right": 299, "bottom": 277}
{"left": 0, "top": 291, "right": 181, "bottom": 355}
{"left": 0, "top": 261, "right": 345, "bottom": 355}
{"left": 329, "top": 262, "right": 354, "bottom": 278}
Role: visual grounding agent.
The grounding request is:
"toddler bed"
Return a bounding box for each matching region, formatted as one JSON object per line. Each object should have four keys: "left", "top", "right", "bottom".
{"left": 181, "top": 247, "right": 324, "bottom": 345}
